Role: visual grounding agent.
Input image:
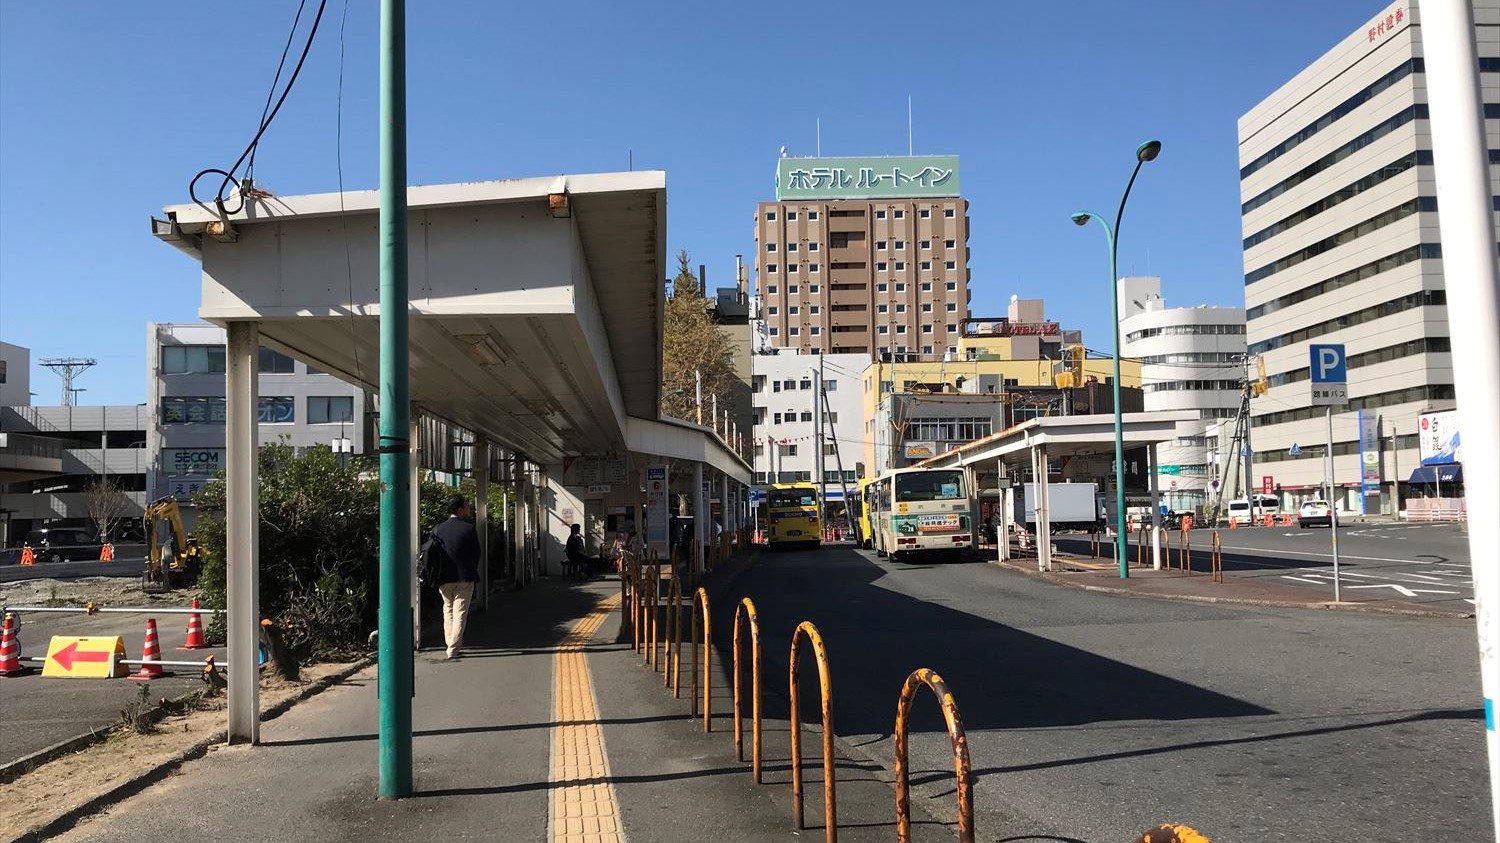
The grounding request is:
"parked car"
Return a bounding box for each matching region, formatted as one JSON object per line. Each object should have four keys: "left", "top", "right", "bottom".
{"left": 1297, "top": 500, "right": 1333, "bottom": 529}
{"left": 23, "top": 527, "right": 104, "bottom": 563}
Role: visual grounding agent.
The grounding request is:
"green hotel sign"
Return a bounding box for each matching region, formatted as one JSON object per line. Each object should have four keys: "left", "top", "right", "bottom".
{"left": 775, "top": 155, "right": 960, "bottom": 201}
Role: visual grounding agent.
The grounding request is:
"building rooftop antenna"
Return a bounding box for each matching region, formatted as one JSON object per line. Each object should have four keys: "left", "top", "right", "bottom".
{"left": 39, "top": 357, "right": 97, "bottom": 406}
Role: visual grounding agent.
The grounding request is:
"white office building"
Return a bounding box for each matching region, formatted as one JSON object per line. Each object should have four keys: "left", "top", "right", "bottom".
{"left": 1236, "top": 0, "right": 1482, "bottom": 514}
{"left": 147, "top": 323, "right": 368, "bottom": 527}
{"left": 1118, "top": 277, "right": 1247, "bottom": 512}
{"left": 749, "top": 350, "right": 866, "bottom": 505}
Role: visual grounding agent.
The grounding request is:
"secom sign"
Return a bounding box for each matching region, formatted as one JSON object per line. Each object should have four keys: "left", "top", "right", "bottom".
{"left": 165, "top": 448, "right": 224, "bottom": 475}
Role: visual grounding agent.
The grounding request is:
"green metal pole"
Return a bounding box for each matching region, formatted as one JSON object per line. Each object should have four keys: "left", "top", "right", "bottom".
{"left": 377, "top": 0, "right": 413, "bottom": 798}
{"left": 1107, "top": 223, "right": 1128, "bottom": 579}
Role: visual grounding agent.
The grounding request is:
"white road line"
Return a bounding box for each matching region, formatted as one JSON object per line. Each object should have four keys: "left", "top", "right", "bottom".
{"left": 1281, "top": 575, "right": 1328, "bottom": 585}
{"left": 1345, "top": 583, "right": 1458, "bottom": 597}
{"left": 1216, "top": 543, "right": 1468, "bottom": 566}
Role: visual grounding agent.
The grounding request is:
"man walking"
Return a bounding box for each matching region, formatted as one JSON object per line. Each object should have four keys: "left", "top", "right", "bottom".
{"left": 433, "top": 494, "right": 482, "bottom": 660}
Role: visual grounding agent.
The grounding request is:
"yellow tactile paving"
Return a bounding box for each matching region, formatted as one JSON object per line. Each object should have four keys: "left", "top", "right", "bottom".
{"left": 550, "top": 593, "right": 625, "bottom": 843}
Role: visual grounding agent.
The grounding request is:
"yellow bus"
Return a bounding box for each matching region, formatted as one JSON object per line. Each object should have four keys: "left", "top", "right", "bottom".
{"left": 855, "top": 477, "right": 877, "bottom": 549}
{"left": 767, "top": 482, "right": 821, "bottom": 550}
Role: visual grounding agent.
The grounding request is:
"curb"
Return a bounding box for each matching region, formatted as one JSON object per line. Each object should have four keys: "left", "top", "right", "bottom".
{"left": 5, "top": 655, "right": 374, "bottom": 843}
{"left": 992, "top": 560, "right": 1474, "bottom": 620}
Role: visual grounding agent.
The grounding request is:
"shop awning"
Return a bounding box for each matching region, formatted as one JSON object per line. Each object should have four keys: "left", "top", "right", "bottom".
{"left": 1408, "top": 464, "right": 1462, "bottom": 485}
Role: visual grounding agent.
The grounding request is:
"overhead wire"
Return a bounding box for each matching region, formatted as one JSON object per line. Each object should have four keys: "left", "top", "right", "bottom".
{"left": 248, "top": 0, "right": 310, "bottom": 185}
{"left": 335, "top": 0, "right": 363, "bottom": 389}
{"left": 188, "top": 0, "right": 331, "bottom": 213}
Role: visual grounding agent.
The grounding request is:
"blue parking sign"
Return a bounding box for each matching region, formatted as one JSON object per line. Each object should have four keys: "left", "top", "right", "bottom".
{"left": 1308, "top": 344, "right": 1347, "bottom": 384}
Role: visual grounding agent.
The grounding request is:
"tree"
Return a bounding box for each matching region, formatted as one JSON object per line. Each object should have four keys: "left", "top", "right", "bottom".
{"left": 661, "top": 249, "right": 738, "bottom": 424}
{"left": 83, "top": 478, "right": 129, "bottom": 543}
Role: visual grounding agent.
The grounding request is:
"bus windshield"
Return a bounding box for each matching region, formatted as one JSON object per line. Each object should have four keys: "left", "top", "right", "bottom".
{"left": 895, "top": 471, "right": 965, "bottom": 503}
{"left": 769, "top": 489, "right": 817, "bottom": 508}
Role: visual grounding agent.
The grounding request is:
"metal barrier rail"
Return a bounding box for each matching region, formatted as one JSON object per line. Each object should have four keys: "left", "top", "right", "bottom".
{"left": 1210, "top": 531, "right": 1224, "bottom": 583}
{"left": 645, "top": 563, "right": 661, "bottom": 670}
{"left": 1136, "top": 524, "right": 1148, "bottom": 567}
{"left": 690, "top": 586, "right": 712, "bottom": 732}
{"left": 732, "top": 597, "right": 763, "bottom": 782}
{"left": 3, "top": 605, "right": 224, "bottom": 616}
{"left": 789, "top": 620, "right": 836, "bottom": 842}
{"left": 666, "top": 573, "right": 684, "bottom": 696}
{"left": 894, "top": 667, "right": 972, "bottom": 843}
{"left": 1178, "top": 525, "right": 1192, "bottom": 574}
{"left": 1159, "top": 525, "right": 1172, "bottom": 567}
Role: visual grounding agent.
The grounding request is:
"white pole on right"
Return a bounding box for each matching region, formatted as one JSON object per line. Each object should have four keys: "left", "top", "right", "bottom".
{"left": 1422, "top": 0, "right": 1500, "bottom": 834}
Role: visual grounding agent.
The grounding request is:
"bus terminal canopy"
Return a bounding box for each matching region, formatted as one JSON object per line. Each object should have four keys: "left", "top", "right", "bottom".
{"left": 914, "top": 412, "right": 1197, "bottom": 471}
{"left": 151, "top": 170, "right": 746, "bottom": 480}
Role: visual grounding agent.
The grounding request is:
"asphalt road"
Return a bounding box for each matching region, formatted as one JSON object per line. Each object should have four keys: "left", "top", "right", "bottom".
{"left": 0, "top": 555, "right": 147, "bottom": 584}
{"left": 722, "top": 544, "right": 1487, "bottom": 841}
{"left": 0, "top": 606, "right": 225, "bottom": 766}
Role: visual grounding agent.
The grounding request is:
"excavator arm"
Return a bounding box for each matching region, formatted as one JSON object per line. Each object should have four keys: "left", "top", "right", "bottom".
{"left": 143, "top": 496, "right": 201, "bottom": 593}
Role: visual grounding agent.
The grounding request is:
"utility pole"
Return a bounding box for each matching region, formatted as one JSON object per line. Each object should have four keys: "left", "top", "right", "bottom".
{"left": 812, "top": 358, "right": 825, "bottom": 526}
{"left": 822, "top": 376, "right": 854, "bottom": 540}
{"left": 376, "top": 0, "right": 413, "bottom": 800}
{"left": 1242, "top": 356, "right": 1257, "bottom": 517}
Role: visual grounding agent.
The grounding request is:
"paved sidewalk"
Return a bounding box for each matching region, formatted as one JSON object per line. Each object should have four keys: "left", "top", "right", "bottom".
{"left": 47, "top": 572, "right": 917, "bottom": 843}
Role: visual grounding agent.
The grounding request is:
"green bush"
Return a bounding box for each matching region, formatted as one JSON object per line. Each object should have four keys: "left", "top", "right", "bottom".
{"left": 192, "top": 443, "right": 508, "bottom": 659}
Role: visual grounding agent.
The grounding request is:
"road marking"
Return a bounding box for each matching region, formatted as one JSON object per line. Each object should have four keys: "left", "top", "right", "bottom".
{"left": 549, "top": 592, "right": 624, "bottom": 843}
{"left": 1281, "top": 575, "right": 1327, "bottom": 585}
{"left": 1345, "top": 584, "right": 1458, "bottom": 597}
{"left": 1215, "top": 543, "right": 1468, "bottom": 567}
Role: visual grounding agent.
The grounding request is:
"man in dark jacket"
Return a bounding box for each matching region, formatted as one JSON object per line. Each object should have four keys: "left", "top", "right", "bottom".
{"left": 432, "top": 494, "right": 482, "bottom": 660}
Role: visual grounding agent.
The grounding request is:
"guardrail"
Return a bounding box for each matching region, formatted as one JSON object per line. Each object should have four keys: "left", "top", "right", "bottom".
{"left": 1209, "top": 530, "right": 1224, "bottom": 583}
{"left": 894, "top": 667, "right": 971, "bottom": 843}
{"left": 690, "top": 586, "right": 712, "bottom": 732}
{"left": 666, "top": 573, "right": 684, "bottom": 695}
{"left": 789, "top": 620, "right": 836, "bottom": 842}
{"left": 732, "top": 597, "right": 762, "bottom": 782}
{"left": 3, "top": 604, "right": 225, "bottom": 616}
{"left": 1178, "top": 524, "right": 1192, "bottom": 574}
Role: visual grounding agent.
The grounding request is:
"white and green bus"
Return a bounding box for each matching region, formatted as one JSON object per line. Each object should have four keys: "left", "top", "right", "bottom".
{"left": 867, "top": 466, "right": 975, "bottom": 562}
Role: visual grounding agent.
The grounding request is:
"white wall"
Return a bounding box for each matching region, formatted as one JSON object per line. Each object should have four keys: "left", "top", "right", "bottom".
{"left": 750, "top": 351, "right": 866, "bottom": 490}
{"left": 0, "top": 341, "right": 31, "bottom": 406}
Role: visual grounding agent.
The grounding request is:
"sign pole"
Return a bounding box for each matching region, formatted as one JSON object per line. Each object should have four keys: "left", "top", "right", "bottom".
{"left": 1327, "top": 405, "right": 1340, "bottom": 603}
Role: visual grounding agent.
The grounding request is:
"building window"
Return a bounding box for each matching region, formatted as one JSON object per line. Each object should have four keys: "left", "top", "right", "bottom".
{"left": 922, "top": 303, "right": 933, "bottom": 312}
{"left": 875, "top": 210, "right": 887, "bottom": 219}
{"left": 920, "top": 239, "right": 931, "bottom": 250}
{"left": 945, "top": 281, "right": 957, "bottom": 291}
{"left": 920, "top": 209, "right": 931, "bottom": 219}
{"left": 766, "top": 243, "right": 776, "bottom": 252}
{"left": 800, "top": 411, "right": 813, "bottom": 422}
{"left": 922, "top": 324, "right": 934, "bottom": 333}
{"left": 769, "top": 327, "right": 779, "bottom": 336}
{"left": 788, "top": 285, "right": 799, "bottom": 294}
{"left": 810, "top": 305, "right": 821, "bottom": 314}
{"left": 810, "top": 326, "right": 821, "bottom": 335}
{"left": 800, "top": 378, "right": 812, "bottom": 390}
{"left": 809, "top": 284, "right": 820, "bottom": 293}
{"left": 768, "top": 306, "right": 779, "bottom": 315}
{"left": 161, "top": 344, "right": 226, "bottom": 375}
{"left": 944, "top": 208, "right": 955, "bottom": 218}
{"left": 894, "top": 240, "right": 906, "bottom": 250}
{"left": 825, "top": 380, "right": 837, "bottom": 391}
{"left": 945, "top": 239, "right": 955, "bottom": 248}
{"left": 787, "top": 211, "right": 799, "bottom": 221}
{"left": 787, "top": 243, "right": 799, "bottom": 252}
{"left": 878, "top": 325, "right": 890, "bottom": 334}
{"left": 773, "top": 413, "right": 782, "bottom": 424}
{"left": 258, "top": 348, "right": 296, "bottom": 374}
{"left": 877, "top": 283, "right": 888, "bottom": 292}
{"left": 947, "top": 346, "right": 958, "bottom": 354}
{"left": 259, "top": 396, "right": 296, "bottom": 423}
{"left": 809, "top": 264, "right": 820, "bottom": 273}
{"left": 160, "top": 396, "right": 228, "bottom": 425}
{"left": 808, "top": 242, "right": 820, "bottom": 252}
{"left": 783, "top": 379, "right": 795, "bottom": 390}
{"left": 308, "top": 395, "right": 354, "bottom": 424}
{"left": 896, "top": 325, "right": 908, "bottom": 334}
{"left": 895, "top": 262, "right": 906, "bottom": 270}
{"left": 765, "top": 212, "right": 776, "bottom": 221}
{"left": 767, "top": 285, "right": 778, "bottom": 294}
{"left": 766, "top": 264, "right": 778, "bottom": 274}
{"left": 945, "top": 260, "right": 956, "bottom": 270}
{"left": 896, "top": 303, "right": 907, "bottom": 313}
{"left": 877, "top": 262, "right": 887, "bottom": 271}
{"left": 784, "top": 444, "right": 799, "bottom": 456}
{"left": 788, "top": 264, "right": 800, "bottom": 273}
{"left": 773, "top": 380, "right": 782, "bottom": 392}
{"left": 895, "top": 283, "right": 907, "bottom": 292}
{"left": 807, "top": 211, "right": 819, "bottom": 220}
{"left": 789, "top": 327, "right": 800, "bottom": 336}
{"left": 877, "top": 240, "right": 888, "bottom": 250}
{"left": 921, "top": 346, "right": 934, "bottom": 355}
{"left": 877, "top": 304, "right": 889, "bottom": 313}
{"left": 946, "top": 303, "right": 958, "bottom": 311}
{"left": 825, "top": 443, "right": 837, "bottom": 455}
{"left": 947, "top": 323, "right": 957, "bottom": 332}
{"left": 921, "top": 281, "right": 932, "bottom": 290}
{"left": 894, "top": 209, "right": 905, "bottom": 219}
{"left": 788, "top": 305, "right": 799, "bottom": 315}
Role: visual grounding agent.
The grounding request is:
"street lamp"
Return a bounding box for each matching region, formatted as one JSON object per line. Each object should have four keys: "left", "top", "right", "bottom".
{"left": 1071, "top": 138, "right": 1162, "bottom": 579}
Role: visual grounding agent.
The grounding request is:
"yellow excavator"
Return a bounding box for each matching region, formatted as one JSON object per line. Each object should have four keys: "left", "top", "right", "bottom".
{"left": 142, "top": 496, "right": 202, "bottom": 593}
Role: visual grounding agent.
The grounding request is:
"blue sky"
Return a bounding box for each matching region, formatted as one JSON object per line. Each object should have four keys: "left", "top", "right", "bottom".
{"left": 0, "top": 0, "right": 1387, "bottom": 406}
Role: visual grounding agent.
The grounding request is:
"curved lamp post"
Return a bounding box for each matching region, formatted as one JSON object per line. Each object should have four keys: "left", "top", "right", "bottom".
{"left": 1071, "top": 139, "right": 1161, "bottom": 579}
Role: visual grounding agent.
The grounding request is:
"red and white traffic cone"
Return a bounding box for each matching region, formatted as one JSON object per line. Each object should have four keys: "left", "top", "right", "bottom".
{"left": 129, "top": 618, "right": 172, "bottom": 681}
{"left": 0, "top": 613, "right": 28, "bottom": 677}
{"left": 179, "top": 599, "right": 208, "bottom": 650}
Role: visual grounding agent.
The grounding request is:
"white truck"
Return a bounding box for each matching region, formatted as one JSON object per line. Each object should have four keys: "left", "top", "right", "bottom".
{"left": 1013, "top": 482, "right": 1105, "bottom": 534}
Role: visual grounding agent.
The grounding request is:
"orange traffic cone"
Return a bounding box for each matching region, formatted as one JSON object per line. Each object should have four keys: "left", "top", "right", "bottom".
{"left": 179, "top": 599, "right": 208, "bottom": 650}
{"left": 128, "top": 618, "right": 172, "bottom": 681}
{"left": 1228, "top": 517, "right": 1238, "bottom": 529}
{"left": 0, "top": 613, "right": 28, "bottom": 677}
{"left": 19, "top": 545, "right": 35, "bottom": 566}
{"left": 99, "top": 543, "right": 114, "bottom": 561}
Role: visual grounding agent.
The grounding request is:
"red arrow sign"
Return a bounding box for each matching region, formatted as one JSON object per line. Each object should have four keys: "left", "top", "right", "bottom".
{"left": 51, "top": 641, "right": 112, "bottom": 671}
